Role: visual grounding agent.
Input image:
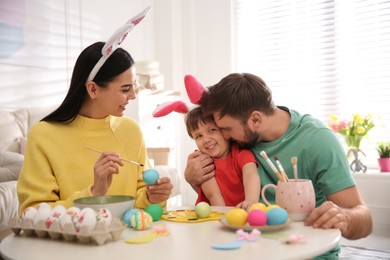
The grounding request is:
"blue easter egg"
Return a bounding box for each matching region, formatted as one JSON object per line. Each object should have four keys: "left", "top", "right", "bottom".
{"left": 266, "top": 207, "right": 288, "bottom": 225}
{"left": 143, "top": 169, "right": 159, "bottom": 185}
{"left": 122, "top": 208, "right": 140, "bottom": 227}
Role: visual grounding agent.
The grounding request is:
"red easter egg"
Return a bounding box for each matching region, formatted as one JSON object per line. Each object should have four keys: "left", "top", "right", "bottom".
{"left": 247, "top": 209, "right": 267, "bottom": 226}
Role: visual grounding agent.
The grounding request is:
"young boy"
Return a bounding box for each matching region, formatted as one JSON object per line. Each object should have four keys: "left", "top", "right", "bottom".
{"left": 185, "top": 107, "right": 261, "bottom": 211}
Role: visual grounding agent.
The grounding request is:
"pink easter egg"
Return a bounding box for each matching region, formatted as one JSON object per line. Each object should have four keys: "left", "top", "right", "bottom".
{"left": 247, "top": 209, "right": 267, "bottom": 226}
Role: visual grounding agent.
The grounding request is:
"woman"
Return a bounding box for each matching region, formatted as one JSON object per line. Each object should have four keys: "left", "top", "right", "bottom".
{"left": 17, "top": 42, "right": 173, "bottom": 214}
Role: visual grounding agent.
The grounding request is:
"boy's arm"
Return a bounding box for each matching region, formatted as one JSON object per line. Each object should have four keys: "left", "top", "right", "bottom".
{"left": 201, "top": 177, "right": 225, "bottom": 206}
{"left": 238, "top": 162, "right": 261, "bottom": 210}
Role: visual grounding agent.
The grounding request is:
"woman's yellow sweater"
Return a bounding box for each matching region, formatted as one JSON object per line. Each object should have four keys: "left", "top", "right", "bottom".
{"left": 17, "top": 115, "right": 154, "bottom": 215}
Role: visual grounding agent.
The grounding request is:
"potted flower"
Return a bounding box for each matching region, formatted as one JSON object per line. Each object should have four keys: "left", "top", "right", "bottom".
{"left": 377, "top": 142, "right": 390, "bottom": 172}
{"left": 328, "top": 113, "right": 375, "bottom": 149}
{"left": 328, "top": 113, "right": 376, "bottom": 173}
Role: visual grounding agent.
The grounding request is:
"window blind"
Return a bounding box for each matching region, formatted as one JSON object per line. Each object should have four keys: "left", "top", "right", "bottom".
{"left": 0, "top": 0, "right": 101, "bottom": 106}
{"left": 233, "top": 0, "right": 390, "bottom": 168}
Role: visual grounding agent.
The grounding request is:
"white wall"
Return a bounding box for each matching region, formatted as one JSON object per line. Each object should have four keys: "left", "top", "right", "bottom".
{"left": 0, "top": 0, "right": 232, "bottom": 205}
{"left": 151, "top": 0, "right": 233, "bottom": 204}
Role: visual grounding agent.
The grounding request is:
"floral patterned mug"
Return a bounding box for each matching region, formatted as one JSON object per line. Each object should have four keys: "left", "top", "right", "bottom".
{"left": 261, "top": 179, "right": 315, "bottom": 221}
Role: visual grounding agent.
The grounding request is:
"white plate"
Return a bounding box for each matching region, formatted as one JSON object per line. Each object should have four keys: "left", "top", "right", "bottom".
{"left": 219, "top": 218, "right": 292, "bottom": 232}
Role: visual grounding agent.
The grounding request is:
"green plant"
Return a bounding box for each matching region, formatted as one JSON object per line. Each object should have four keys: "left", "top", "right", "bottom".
{"left": 377, "top": 142, "right": 390, "bottom": 158}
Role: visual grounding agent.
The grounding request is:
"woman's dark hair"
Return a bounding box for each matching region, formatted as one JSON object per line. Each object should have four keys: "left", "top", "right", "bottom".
{"left": 42, "top": 42, "right": 135, "bottom": 123}
{"left": 185, "top": 107, "right": 215, "bottom": 138}
{"left": 200, "top": 73, "right": 276, "bottom": 123}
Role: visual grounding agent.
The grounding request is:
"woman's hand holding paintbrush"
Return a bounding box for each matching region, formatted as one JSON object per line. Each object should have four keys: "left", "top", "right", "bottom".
{"left": 85, "top": 147, "right": 144, "bottom": 166}
{"left": 85, "top": 147, "right": 144, "bottom": 196}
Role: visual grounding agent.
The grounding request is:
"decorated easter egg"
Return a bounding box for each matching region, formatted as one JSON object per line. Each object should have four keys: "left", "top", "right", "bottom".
{"left": 249, "top": 202, "right": 267, "bottom": 212}
{"left": 266, "top": 207, "right": 288, "bottom": 225}
{"left": 45, "top": 205, "right": 66, "bottom": 229}
{"left": 247, "top": 209, "right": 267, "bottom": 226}
{"left": 225, "top": 208, "right": 248, "bottom": 226}
{"left": 195, "top": 202, "right": 211, "bottom": 218}
{"left": 122, "top": 208, "right": 140, "bottom": 227}
{"left": 74, "top": 207, "right": 97, "bottom": 232}
{"left": 51, "top": 205, "right": 66, "bottom": 217}
{"left": 145, "top": 204, "right": 163, "bottom": 221}
{"left": 130, "top": 210, "right": 153, "bottom": 230}
{"left": 143, "top": 169, "right": 159, "bottom": 185}
{"left": 96, "top": 208, "right": 112, "bottom": 225}
{"left": 33, "top": 204, "right": 52, "bottom": 226}
{"left": 21, "top": 207, "right": 37, "bottom": 222}
{"left": 66, "top": 206, "right": 81, "bottom": 215}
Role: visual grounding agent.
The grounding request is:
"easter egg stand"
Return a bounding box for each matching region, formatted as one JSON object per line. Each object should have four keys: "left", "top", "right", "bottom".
{"left": 7, "top": 216, "right": 126, "bottom": 245}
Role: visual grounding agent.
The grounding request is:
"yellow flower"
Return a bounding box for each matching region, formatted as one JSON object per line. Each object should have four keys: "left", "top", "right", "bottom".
{"left": 356, "top": 126, "right": 365, "bottom": 135}
{"left": 354, "top": 114, "right": 363, "bottom": 124}
{"left": 328, "top": 113, "right": 376, "bottom": 149}
{"left": 330, "top": 114, "right": 339, "bottom": 122}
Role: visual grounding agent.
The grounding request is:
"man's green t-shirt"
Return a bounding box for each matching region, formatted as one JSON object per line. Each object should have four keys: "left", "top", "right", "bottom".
{"left": 252, "top": 107, "right": 355, "bottom": 259}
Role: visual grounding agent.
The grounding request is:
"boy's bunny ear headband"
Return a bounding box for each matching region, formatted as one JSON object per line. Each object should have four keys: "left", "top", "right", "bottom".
{"left": 86, "top": 6, "right": 151, "bottom": 83}
{"left": 152, "top": 74, "right": 207, "bottom": 117}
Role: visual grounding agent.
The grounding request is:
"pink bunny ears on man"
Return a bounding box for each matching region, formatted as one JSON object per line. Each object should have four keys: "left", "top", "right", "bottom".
{"left": 152, "top": 74, "right": 207, "bottom": 117}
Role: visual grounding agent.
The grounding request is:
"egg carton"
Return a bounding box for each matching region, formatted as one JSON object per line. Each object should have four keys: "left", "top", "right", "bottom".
{"left": 8, "top": 217, "right": 127, "bottom": 245}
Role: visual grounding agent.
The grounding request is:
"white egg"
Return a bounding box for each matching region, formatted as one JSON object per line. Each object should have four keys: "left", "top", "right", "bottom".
{"left": 50, "top": 205, "right": 66, "bottom": 219}
{"left": 59, "top": 213, "right": 74, "bottom": 229}
{"left": 21, "top": 207, "right": 37, "bottom": 222}
{"left": 38, "top": 202, "right": 52, "bottom": 211}
{"left": 52, "top": 205, "right": 66, "bottom": 214}
{"left": 96, "top": 208, "right": 112, "bottom": 226}
{"left": 45, "top": 205, "right": 66, "bottom": 229}
{"left": 45, "top": 217, "right": 56, "bottom": 229}
{"left": 66, "top": 206, "right": 80, "bottom": 216}
{"left": 33, "top": 207, "right": 51, "bottom": 226}
{"left": 74, "top": 207, "right": 97, "bottom": 233}
{"left": 66, "top": 206, "right": 81, "bottom": 223}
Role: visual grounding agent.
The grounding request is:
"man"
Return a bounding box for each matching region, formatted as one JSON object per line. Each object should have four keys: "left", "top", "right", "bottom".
{"left": 184, "top": 72, "right": 372, "bottom": 259}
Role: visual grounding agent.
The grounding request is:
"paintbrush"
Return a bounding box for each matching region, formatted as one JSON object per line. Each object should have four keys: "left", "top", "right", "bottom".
{"left": 291, "top": 156, "right": 298, "bottom": 181}
{"left": 274, "top": 156, "right": 289, "bottom": 182}
{"left": 85, "top": 147, "right": 144, "bottom": 167}
{"left": 260, "top": 151, "right": 285, "bottom": 181}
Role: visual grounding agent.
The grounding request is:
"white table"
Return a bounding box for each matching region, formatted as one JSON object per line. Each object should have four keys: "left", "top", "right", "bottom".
{"left": 1, "top": 206, "right": 341, "bottom": 260}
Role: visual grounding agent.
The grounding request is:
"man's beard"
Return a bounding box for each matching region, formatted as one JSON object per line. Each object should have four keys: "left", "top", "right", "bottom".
{"left": 235, "top": 124, "right": 261, "bottom": 149}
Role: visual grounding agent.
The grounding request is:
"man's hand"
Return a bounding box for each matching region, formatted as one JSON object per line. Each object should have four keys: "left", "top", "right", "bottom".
{"left": 184, "top": 150, "right": 215, "bottom": 190}
{"left": 304, "top": 201, "right": 348, "bottom": 232}
{"left": 304, "top": 186, "right": 372, "bottom": 240}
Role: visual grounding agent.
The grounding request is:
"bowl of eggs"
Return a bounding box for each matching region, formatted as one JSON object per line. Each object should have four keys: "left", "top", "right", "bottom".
{"left": 74, "top": 195, "right": 135, "bottom": 219}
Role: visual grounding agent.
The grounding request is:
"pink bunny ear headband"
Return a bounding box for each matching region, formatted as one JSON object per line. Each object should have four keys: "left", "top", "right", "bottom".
{"left": 152, "top": 74, "right": 207, "bottom": 117}
{"left": 86, "top": 6, "right": 151, "bottom": 83}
